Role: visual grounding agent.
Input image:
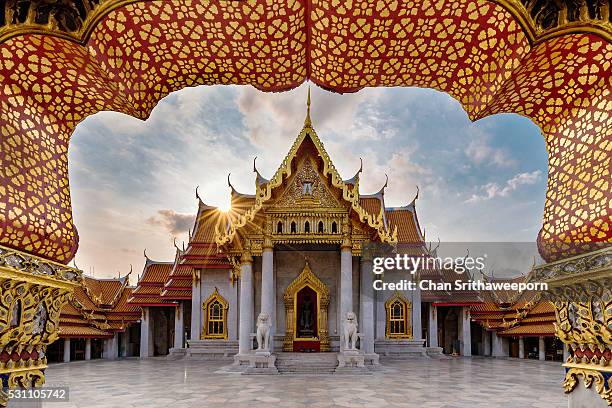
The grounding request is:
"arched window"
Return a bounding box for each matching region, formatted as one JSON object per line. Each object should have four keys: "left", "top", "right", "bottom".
{"left": 277, "top": 221, "right": 283, "bottom": 234}
{"left": 304, "top": 221, "right": 310, "bottom": 233}
{"left": 291, "top": 221, "right": 297, "bottom": 233}
{"left": 385, "top": 293, "right": 412, "bottom": 339}
{"left": 331, "top": 221, "right": 338, "bottom": 234}
{"left": 318, "top": 221, "right": 324, "bottom": 233}
{"left": 202, "top": 288, "right": 229, "bottom": 339}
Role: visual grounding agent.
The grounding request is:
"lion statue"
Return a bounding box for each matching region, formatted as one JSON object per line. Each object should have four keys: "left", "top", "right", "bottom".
{"left": 343, "top": 311, "right": 359, "bottom": 350}
{"left": 256, "top": 312, "right": 271, "bottom": 351}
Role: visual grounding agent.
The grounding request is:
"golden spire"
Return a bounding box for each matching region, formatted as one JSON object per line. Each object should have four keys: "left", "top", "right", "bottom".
{"left": 304, "top": 86, "right": 312, "bottom": 128}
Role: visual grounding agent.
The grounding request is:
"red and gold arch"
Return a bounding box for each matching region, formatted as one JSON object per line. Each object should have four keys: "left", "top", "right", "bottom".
{"left": 0, "top": 0, "right": 609, "bottom": 266}
{"left": 0, "top": 0, "right": 610, "bottom": 401}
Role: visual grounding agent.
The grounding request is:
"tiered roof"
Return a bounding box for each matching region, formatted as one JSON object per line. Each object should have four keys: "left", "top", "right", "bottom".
{"left": 471, "top": 275, "right": 556, "bottom": 337}
{"left": 59, "top": 275, "right": 141, "bottom": 338}
{"left": 129, "top": 258, "right": 177, "bottom": 307}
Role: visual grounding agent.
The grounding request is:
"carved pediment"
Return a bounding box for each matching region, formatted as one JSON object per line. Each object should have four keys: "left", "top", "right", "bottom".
{"left": 272, "top": 158, "right": 343, "bottom": 210}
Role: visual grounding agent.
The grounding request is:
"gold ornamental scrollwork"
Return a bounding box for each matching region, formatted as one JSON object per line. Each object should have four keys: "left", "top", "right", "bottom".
{"left": 215, "top": 123, "right": 397, "bottom": 247}
{"left": 563, "top": 366, "right": 612, "bottom": 406}
{"left": 0, "top": 245, "right": 81, "bottom": 407}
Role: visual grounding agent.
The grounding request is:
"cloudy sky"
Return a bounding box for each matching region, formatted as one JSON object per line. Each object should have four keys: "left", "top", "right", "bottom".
{"left": 68, "top": 84, "right": 548, "bottom": 283}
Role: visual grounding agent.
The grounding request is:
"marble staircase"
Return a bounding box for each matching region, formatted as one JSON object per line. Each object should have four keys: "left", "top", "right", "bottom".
{"left": 275, "top": 352, "right": 338, "bottom": 375}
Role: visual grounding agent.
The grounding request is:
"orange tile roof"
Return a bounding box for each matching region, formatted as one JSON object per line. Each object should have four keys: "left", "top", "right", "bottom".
{"left": 499, "top": 324, "right": 556, "bottom": 336}
{"left": 359, "top": 197, "right": 382, "bottom": 218}
{"left": 385, "top": 209, "right": 422, "bottom": 244}
{"left": 139, "top": 262, "right": 173, "bottom": 283}
{"left": 59, "top": 325, "right": 113, "bottom": 338}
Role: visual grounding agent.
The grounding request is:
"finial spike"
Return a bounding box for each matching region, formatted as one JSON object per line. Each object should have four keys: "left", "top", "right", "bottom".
{"left": 304, "top": 86, "right": 312, "bottom": 127}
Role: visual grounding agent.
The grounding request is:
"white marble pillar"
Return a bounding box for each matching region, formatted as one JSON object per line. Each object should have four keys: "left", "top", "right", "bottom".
{"left": 190, "top": 270, "right": 202, "bottom": 341}
{"left": 340, "top": 245, "right": 353, "bottom": 322}
{"left": 85, "top": 338, "right": 91, "bottom": 360}
{"left": 140, "top": 307, "right": 153, "bottom": 358}
{"left": 261, "top": 243, "right": 274, "bottom": 351}
{"left": 412, "top": 282, "right": 422, "bottom": 341}
{"left": 459, "top": 307, "right": 471, "bottom": 356}
{"left": 482, "top": 330, "right": 491, "bottom": 356}
{"left": 63, "top": 339, "right": 71, "bottom": 363}
{"left": 359, "top": 253, "right": 375, "bottom": 354}
{"left": 428, "top": 304, "right": 438, "bottom": 348}
{"left": 238, "top": 252, "right": 254, "bottom": 355}
{"left": 538, "top": 336, "right": 546, "bottom": 361}
{"left": 106, "top": 333, "right": 118, "bottom": 360}
{"left": 174, "top": 302, "right": 185, "bottom": 349}
{"left": 120, "top": 329, "right": 130, "bottom": 357}
{"left": 519, "top": 337, "right": 525, "bottom": 359}
{"left": 492, "top": 332, "right": 508, "bottom": 357}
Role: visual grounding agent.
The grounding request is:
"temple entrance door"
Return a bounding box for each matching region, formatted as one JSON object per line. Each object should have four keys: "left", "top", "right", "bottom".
{"left": 283, "top": 261, "right": 330, "bottom": 352}
{"left": 294, "top": 286, "right": 319, "bottom": 351}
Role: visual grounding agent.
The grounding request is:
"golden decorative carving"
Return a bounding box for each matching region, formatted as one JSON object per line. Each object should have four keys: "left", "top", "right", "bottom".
{"left": 563, "top": 366, "right": 612, "bottom": 405}
{"left": 274, "top": 158, "right": 341, "bottom": 209}
{"left": 0, "top": 245, "right": 80, "bottom": 404}
{"left": 216, "top": 117, "right": 397, "bottom": 247}
{"left": 494, "top": 0, "right": 611, "bottom": 44}
{"left": 201, "top": 288, "right": 228, "bottom": 340}
{"left": 282, "top": 261, "right": 330, "bottom": 352}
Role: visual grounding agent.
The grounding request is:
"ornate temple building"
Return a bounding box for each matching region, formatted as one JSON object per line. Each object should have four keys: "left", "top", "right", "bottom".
{"left": 74, "top": 97, "right": 561, "bottom": 370}
{"left": 47, "top": 275, "right": 141, "bottom": 363}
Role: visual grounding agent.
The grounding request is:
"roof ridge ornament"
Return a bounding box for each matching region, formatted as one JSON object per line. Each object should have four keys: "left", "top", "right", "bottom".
{"left": 304, "top": 86, "right": 312, "bottom": 128}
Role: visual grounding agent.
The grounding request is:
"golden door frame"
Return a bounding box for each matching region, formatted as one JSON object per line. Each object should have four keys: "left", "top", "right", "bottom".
{"left": 282, "top": 261, "right": 330, "bottom": 352}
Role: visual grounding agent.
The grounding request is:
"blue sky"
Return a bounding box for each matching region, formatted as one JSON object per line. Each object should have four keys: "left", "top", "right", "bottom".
{"left": 68, "top": 84, "right": 548, "bottom": 281}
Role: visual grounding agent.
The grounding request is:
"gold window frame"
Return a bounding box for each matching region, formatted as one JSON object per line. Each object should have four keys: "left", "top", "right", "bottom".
{"left": 385, "top": 292, "right": 413, "bottom": 339}
{"left": 201, "top": 287, "right": 229, "bottom": 340}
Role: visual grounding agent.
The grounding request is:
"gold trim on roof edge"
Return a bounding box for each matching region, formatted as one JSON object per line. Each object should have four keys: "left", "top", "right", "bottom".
{"left": 214, "top": 122, "right": 397, "bottom": 247}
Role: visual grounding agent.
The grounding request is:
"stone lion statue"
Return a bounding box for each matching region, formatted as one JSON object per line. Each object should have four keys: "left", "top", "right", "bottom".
{"left": 343, "top": 311, "right": 358, "bottom": 350}
{"left": 256, "top": 312, "right": 271, "bottom": 351}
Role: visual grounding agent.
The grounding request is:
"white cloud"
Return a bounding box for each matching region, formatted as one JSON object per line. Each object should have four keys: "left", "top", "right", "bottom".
{"left": 465, "top": 170, "right": 542, "bottom": 203}
{"left": 465, "top": 127, "right": 515, "bottom": 167}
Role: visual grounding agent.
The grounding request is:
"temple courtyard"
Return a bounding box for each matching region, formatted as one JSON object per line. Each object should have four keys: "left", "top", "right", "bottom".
{"left": 41, "top": 357, "right": 566, "bottom": 408}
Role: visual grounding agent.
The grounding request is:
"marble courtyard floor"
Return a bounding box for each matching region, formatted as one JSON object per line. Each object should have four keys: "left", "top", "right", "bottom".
{"left": 42, "top": 357, "right": 567, "bottom": 408}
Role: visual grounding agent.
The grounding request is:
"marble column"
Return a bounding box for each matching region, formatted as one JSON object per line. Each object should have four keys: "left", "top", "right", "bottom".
{"left": 538, "top": 336, "right": 546, "bottom": 361}
{"left": 519, "top": 337, "right": 525, "bottom": 359}
{"left": 106, "top": 333, "right": 118, "bottom": 360}
{"left": 174, "top": 302, "right": 185, "bottom": 349}
{"left": 120, "top": 329, "right": 130, "bottom": 357}
{"left": 412, "top": 282, "right": 422, "bottom": 341}
{"left": 140, "top": 307, "right": 153, "bottom": 358}
{"left": 238, "top": 252, "right": 254, "bottom": 355}
{"left": 428, "top": 304, "right": 438, "bottom": 348}
{"left": 459, "top": 307, "right": 472, "bottom": 356}
{"left": 85, "top": 338, "right": 91, "bottom": 360}
{"left": 63, "top": 339, "right": 71, "bottom": 363}
{"left": 190, "top": 269, "right": 202, "bottom": 341}
{"left": 261, "top": 242, "right": 274, "bottom": 351}
{"left": 492, "top": 332, "right": 508, "bottom": 357}
{"left": 482, "top": 330, "right": 491, "bottom": 356}
{"left": 340, "top": 245, "right": 353, "bottom": 322}
{"left": 359, "top": 253, "right": 375, "bottom": 354}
